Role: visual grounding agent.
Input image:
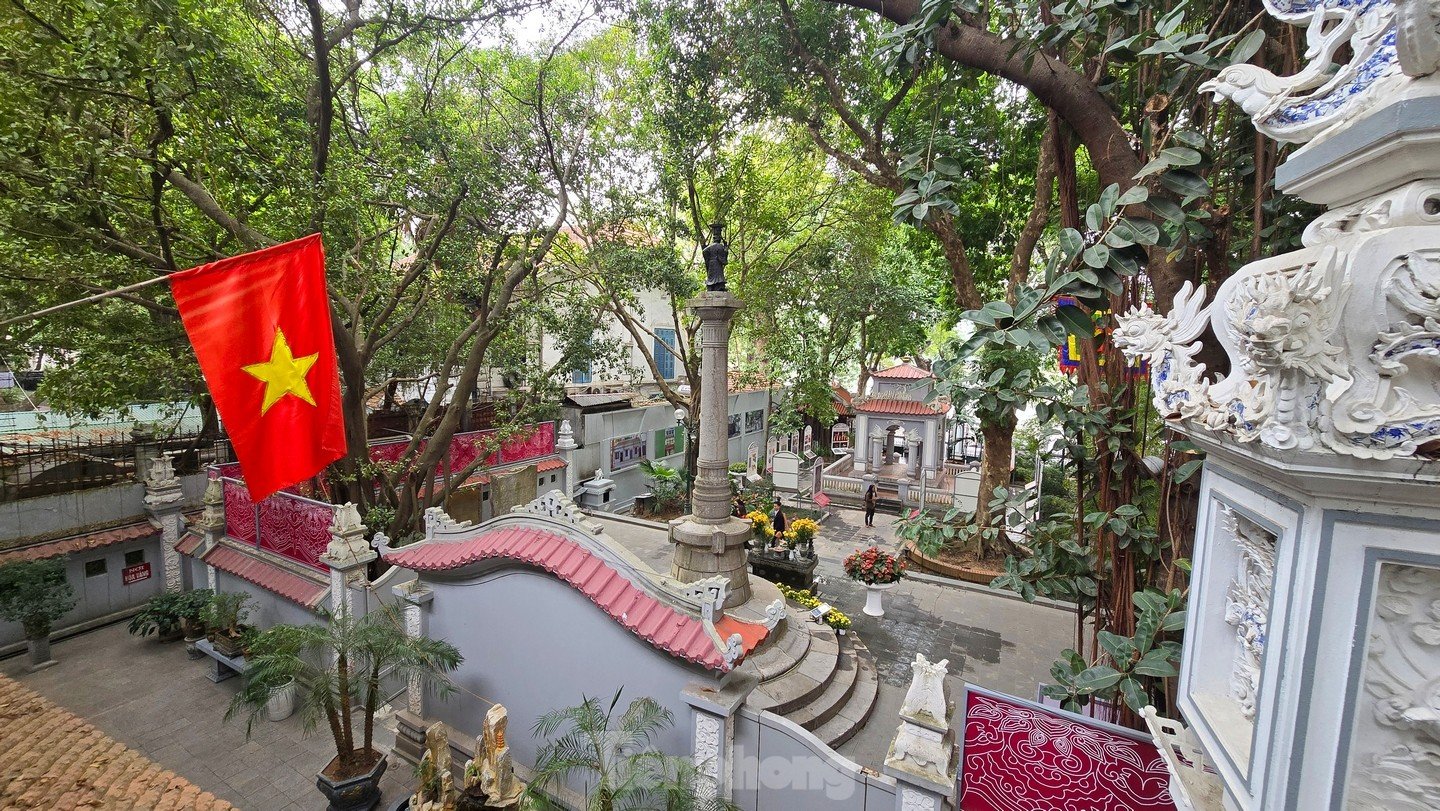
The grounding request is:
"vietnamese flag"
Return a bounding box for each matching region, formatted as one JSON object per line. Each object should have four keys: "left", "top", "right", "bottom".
{"left": 169, "top": 235, "right": 346, "bottom": 501}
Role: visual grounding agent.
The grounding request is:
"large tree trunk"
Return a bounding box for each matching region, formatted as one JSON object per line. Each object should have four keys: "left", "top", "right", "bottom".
{"left": 823, "top": 0, "right": 1199, "bottom": 315}
{"left": 975, "top": 417, "right": 1017, "bottom": 558}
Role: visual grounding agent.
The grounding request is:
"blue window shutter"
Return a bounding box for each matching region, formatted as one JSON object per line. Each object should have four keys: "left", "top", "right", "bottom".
{"left": 654, "top": 328, "right": 676, "bottom": 379}
{"left": 572, "top": 365, "right": 591, "bottom": 384}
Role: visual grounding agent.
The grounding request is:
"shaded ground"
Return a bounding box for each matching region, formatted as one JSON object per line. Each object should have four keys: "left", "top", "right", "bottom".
{"left": 2, "top": 623, "right": 415, "bottom": 810}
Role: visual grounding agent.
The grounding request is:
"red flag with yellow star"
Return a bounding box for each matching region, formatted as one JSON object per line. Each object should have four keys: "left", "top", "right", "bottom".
{"left": 168, "top": 234, "right": 346, "bottom": 501}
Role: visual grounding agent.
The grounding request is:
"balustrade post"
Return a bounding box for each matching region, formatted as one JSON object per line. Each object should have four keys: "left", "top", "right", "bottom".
{"left": 321, "top": 503, "right": 376, "bottom": 618}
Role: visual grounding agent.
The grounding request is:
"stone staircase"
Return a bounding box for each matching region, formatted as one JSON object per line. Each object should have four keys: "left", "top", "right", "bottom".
{"left": 741, "top": 605, "right": 880, "bottom": 748}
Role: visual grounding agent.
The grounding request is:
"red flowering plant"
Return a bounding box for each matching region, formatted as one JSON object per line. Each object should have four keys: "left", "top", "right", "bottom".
{"left": 843, "top": 546, "right": 906, "bottom": 585}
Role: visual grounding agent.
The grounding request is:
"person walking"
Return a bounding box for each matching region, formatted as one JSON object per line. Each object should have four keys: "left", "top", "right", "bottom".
{"left": 863, "top": 484, "right": 877, "bottom": 527}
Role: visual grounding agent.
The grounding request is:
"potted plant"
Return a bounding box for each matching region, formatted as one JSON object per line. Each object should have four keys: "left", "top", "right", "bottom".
{"left": 0, "top": 558, "right": 77, "bottom": 671}
{"left": 127, "top": 591, "right": 188, "bottom": 642}
{"left": 789, "top": 518, "right": 819, "bottom": 558}
{"left": 744, "top": 510, "right": 771, "bottom": 543}
{"left": 201, "top": 591, "right": 252, "bottom": 657}
{"left": 226, "top": 609, "right": 462, "bottom": 811}
{"left": 824, "top": 609, "right": 852, "bottom": 636}
{"left": 843, "top": 546, "right": 906, "bottom": 617}
{"left": 179, "top": 588, "right": 213, "bottom": 658}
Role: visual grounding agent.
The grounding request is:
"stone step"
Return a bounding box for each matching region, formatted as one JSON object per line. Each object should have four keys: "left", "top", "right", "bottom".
{"left": 743, "top": 608, "right": 813, "bottom": 681}
{"left": 812, "top": 638, "right": 880, "bottom": 750}
{"left": 786, "top": 636, "right": 861, "bottom": 732}
{"left": 746, "top": 626, "right": 841, "bottom": 715}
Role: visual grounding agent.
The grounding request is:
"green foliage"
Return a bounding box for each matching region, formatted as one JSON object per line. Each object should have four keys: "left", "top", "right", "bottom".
{"left": 896, "top": 506, "right": 975, "bottom": 558}
{"left": 0, "top": 558, "right": 77, "bottom": 640}
{"left": 640, "top": 459, "right": 687, "bottom": 514}
{"left": 226, "top": 608, "right": 462, "bottom": 774}
{"left": 128, "top": 591, "right": 189, "bottom": 638}
{"left": 201, "top": 591, "right": 251, "bottom": 637}
{"left": 1040, "top": 589, "right": 1186, "bottom": 714}
{"left": 528, "top": 689, "right": 736, "bottom": 811}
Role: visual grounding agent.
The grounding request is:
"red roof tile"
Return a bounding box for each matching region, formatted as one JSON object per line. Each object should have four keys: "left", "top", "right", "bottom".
{"left": 201, "top": 544, "right": 328, "bottom": 609}
{"left": 0, "top": 521, "right": 158, "bottom": 566}
{"left": 872, "top": 362, "right": 934, "bottom": 380}
{"left": 382, "top": 526, "right": 767, "bottom": 671}
{"left": 831, "top": 386, "right": 855, "bottom": 416}
{"left": 175, "top": 532, "right": 204, "bottom": 557}
{"left": 458, "top": 456, "right": 566, "bottom": 487}
{"left": 855, "top": 397, "right": 946, "bottom": 416}
{"left": 0, "top": 675, "right": 237, "bottom": 810}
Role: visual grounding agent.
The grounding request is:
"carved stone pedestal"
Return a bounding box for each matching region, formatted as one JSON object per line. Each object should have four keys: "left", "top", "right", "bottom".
{"left": 671, "top": 517, "right": 752, "bottom": 608}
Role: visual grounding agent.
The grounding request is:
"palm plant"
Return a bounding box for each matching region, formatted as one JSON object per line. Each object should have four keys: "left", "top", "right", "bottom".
{"left": 639, "top": 459, "right": 687, "bottom": 514}
{"left": 528, "top": 689, "right": 735, "bottom": 811}
{"left": 225, "top": 608, "right": 462, "bottom": 779}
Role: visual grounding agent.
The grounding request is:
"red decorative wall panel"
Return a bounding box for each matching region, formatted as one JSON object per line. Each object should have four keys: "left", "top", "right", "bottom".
{"left": 961, "top": 689, "right": 1175, "bottom": 811}
{"left": 257, "top": 495, "right": 332, "bottom": 572}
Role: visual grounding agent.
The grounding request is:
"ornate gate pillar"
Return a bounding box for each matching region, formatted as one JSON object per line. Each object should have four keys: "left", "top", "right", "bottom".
{"left": 1117, "top": 7, "right": 1440, "bottom": 808}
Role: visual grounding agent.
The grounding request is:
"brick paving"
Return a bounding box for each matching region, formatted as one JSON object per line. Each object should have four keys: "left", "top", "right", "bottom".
{"left": 1, "top": 623, "right": 414, "bottom": 810}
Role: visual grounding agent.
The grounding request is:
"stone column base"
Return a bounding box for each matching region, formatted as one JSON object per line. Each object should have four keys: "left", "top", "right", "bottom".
{"left": 670, "top": 516, "right": 753, "bottom": 607}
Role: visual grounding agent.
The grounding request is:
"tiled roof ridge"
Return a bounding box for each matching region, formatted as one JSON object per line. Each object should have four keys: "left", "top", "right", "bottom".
{"left": 872, "top": 361, "right": 935, "bottom": 379}
{"left": 0, "top": 675, "right": 237, "bottom": 810}
{"left": 853, "top": 396, "right": 947, "bottom": 416}
{"left": 0, "top": 514, "right": 154, "bottom": 554}
{"left": 200, "top": 541, "right": 329, "bottom": 609}
{"left": 381, "top": 522, "right": 767, "bottom": 671}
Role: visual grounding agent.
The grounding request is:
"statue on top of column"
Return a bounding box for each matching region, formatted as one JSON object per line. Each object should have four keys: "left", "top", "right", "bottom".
{"left": 703, "top": 222, "right": 729, "bottom": 292}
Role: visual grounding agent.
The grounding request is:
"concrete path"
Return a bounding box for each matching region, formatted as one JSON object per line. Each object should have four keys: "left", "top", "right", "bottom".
{"left": 595, "top": 504, "right": 1079, "bottom": 770}
{"left": 2, "top": 623, "right": 414, "bottom": 810}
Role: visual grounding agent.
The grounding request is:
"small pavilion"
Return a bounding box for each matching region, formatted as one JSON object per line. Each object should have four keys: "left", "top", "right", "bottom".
{"left": 851, "top": 362, "right": 949, "bottom": 482}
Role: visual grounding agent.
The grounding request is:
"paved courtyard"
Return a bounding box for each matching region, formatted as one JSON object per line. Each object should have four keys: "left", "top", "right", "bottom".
{"left": 598, "top": 503, "right": 1078, "bottom": 768}
{"left": 1, "top": 504, "right": 1074, "bottom": 808}
{"left": 1, "top": 623, "right": 414, "bottom": 811}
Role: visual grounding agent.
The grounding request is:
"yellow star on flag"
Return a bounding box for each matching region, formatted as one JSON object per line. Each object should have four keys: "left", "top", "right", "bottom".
{"left": 242, "top": 329, "right": 320, "bottom": 414}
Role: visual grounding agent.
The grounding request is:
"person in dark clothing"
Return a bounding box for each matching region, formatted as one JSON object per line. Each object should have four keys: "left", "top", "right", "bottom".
{"left": 770, "top": 504, "right": 787, "bottom": 536}
{"left": 863, "top": 485, "right": 877, "bottom": 527}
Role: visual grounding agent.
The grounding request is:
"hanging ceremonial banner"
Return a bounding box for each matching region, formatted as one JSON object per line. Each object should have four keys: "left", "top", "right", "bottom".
{"left": 1056, "top": 296, "right": 1147, "bottom": 378}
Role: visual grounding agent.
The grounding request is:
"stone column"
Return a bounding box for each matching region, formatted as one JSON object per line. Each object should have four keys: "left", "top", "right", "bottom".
{"left": 142, "top": 454, "right": 185, "bottom": 593}
{"left": 394, "top": 581, "right": 435, "bottom": 716}
{"left": 852, "top": 414, "right": 869, "bottom": 472}
{"left": 885, "top": 654, "right": 958, "bottom": 811}
{"left": 321, "top": 503, "right": 376, "bottom": 619}
{"left": 683, "top": 678, "right": 754, "bottom": 803}
{"left": 555, "top": 419, "right": 578, "bottom": 495}
{"left": 195, "top": 477, "right": 225, "bottom": 590}
{"left": 670, "top": 291, "right": 752, "bottom": 608}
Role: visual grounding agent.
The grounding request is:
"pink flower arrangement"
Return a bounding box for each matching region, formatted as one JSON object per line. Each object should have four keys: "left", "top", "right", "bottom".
{"left": 843, "top": 546, "right": 905, "bottom": 585}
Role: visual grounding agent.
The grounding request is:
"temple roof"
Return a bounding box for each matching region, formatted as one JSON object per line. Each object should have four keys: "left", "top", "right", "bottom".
{"left": 0, "top": 519, "right": 160, "bottom": 566}
{"left": 854, "top": 397, "right": 948, "bottom": 417}
{"left": 179, "top": 540, "right": 329, "bottom": 609}
{"left": 871, "top": 362, "right": 935, "bottom": 381}
{"left": 0, "top": 675, "right": 236, "bottom": 810}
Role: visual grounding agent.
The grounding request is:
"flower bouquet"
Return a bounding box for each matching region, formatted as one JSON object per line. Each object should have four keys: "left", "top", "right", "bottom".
{"left": 843, "top": 546, "right": 905, "bottom": 585}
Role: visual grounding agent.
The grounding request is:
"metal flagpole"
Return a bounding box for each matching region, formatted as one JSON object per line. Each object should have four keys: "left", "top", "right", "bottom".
{"left": 0, "top": 274, "right": 173, "bottom": 330}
